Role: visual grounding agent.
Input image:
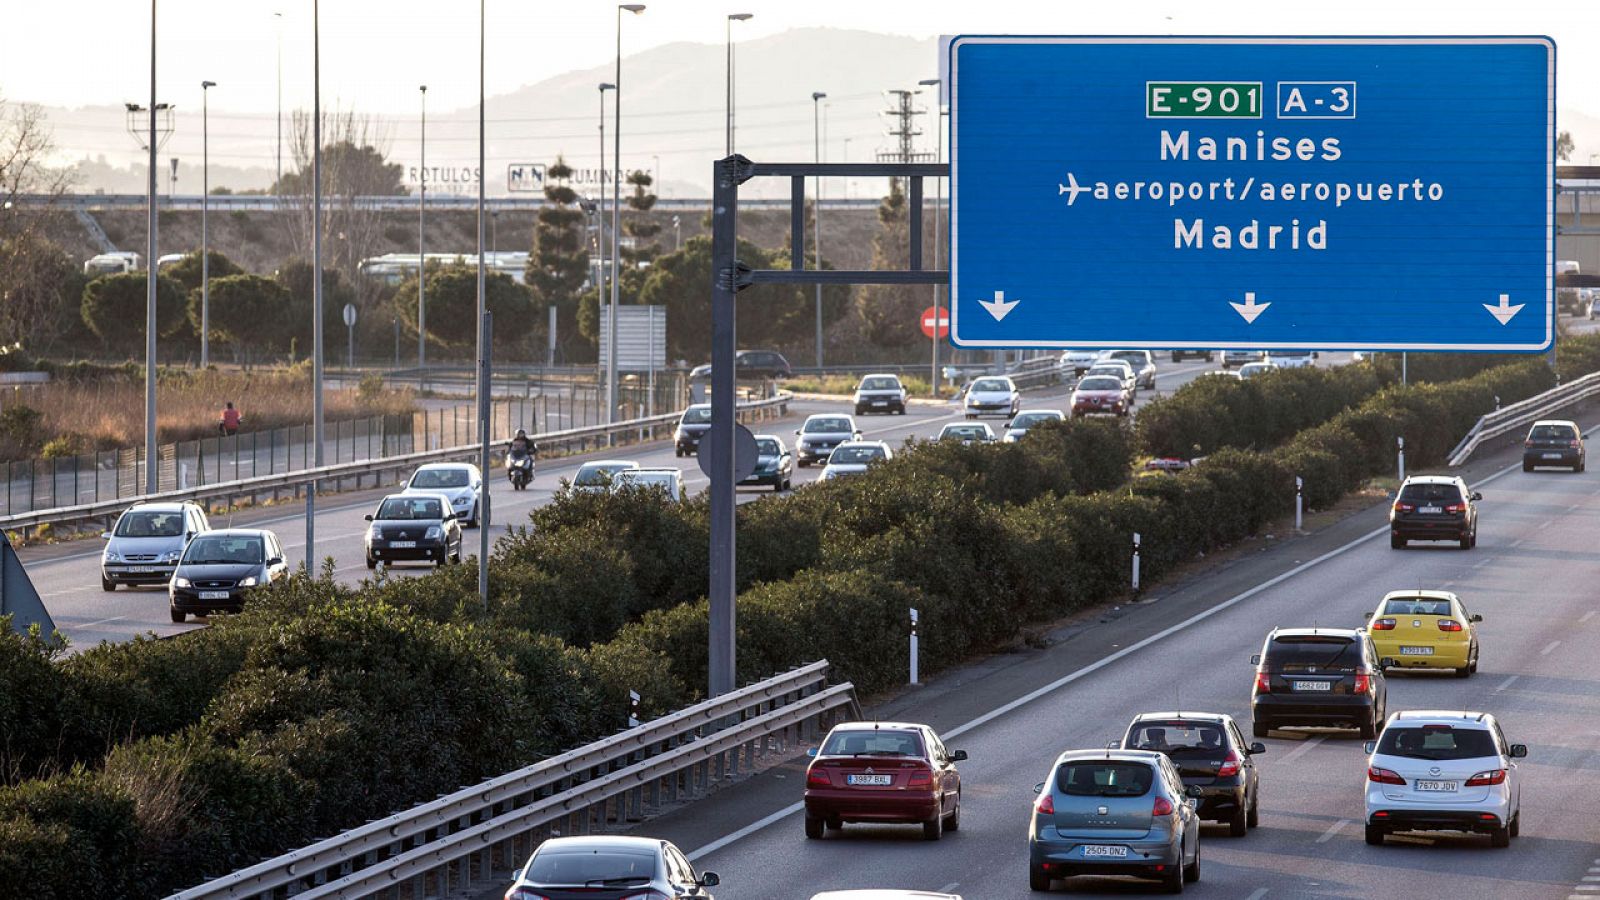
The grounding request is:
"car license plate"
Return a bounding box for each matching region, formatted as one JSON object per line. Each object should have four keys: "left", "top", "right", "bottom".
{"left": 1293, "top": 680, "right": 1332, "bottom": 692}
{"left": 1082, "top": 845, "right": 1128, "bottom": 858}
{"left": 872, "top": 400, "right": 887, "bottom": 406}
{"left": 1399, "top": 646, "right": 1435, "bottom": 655}
{"left": 1416, "top": 780, "right": 1458, "bottom": 792}
{"left": 1542, "top": 452, "right": 1562, "bottom": 459}
{"left": 390, "top": 541, "right": 417, "bottom": 548}
{"left": 128, "top": 566, "right": 158, "bottom": 573}
{"left": 846, "top": 774, "right": 892, "bottom": 786}
{"left": 198, "top": 590, "right": 229, "bottom": 600}
{"left": 1419, "top": 506, "right": 1442, "bottom": 514}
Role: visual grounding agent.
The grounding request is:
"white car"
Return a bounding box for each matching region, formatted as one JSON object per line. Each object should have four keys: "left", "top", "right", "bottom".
{"left": 1059, "top": 349, "right": 1100, "bottom": 377}
{"left": 612, "top": 467, "right": 685, "bottom": 502}
{"left": 1364, "top": 710, "right": 1526, "bottom": 847}
{"left": 963, "top": 376, "right": 1020, "bottom": 419}
{"left": 570, "top": 459, "right": 639, "bottom": 493}
{"left": 938, "top": 422, "right": 995, "bottom": 444}
{"left": 1003, "top": 409, "right": 1065, "bottom": 442}
{"left": 1237, "top": 361, "right": 1278, "bottom": 380}
{"left": 854, "top": 373, "right": 908, "bottom": 415}
{"left": 1267, "top": 350, "right": 1316, "bottom": 369}
{"left": 403, "top": 462, "right": 483, "bottom": 527}
{"left": 820, "top": 441, "right": 893, "bottom": 480}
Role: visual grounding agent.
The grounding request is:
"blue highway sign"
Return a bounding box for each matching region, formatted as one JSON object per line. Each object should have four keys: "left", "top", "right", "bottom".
{"left": 948, "top": 37, "right": 1556, "bottom": 351}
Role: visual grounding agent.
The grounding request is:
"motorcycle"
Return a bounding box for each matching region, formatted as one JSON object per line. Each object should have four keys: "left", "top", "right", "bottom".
{"left": 505, "top": 447, "right": 534, "bottom": 490}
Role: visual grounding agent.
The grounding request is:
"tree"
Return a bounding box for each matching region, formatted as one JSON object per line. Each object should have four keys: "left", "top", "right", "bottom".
{"left": 526, "top": 157, "right": 590, "bottom": 362}
{"left": 0, "top": 234, "right": 84, "bottom": 352}
{"left": 80, "top": 272, "right": 186, "bottom": 357}
{"left": 1556, "top": 130, "right": 1574, "bottom": 162}
{"left": 274, "top": 260, "right": 355, "bottom": 361}
{"left": 392, "top": 263, "right": 533, "bottom": 354}
{"left": 163, "top": 249, "right": 243, "bottom": 296}
{"left": 855, "top": 179, "right": 924, "bottom": 348}
{"left": 622, "top": 169, "right": 661, "bottom": 264}
{"left": 187, "top": 274, "right": 291, "bottom": 364}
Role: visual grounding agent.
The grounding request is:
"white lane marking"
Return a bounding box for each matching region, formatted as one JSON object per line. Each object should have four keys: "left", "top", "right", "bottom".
{"left": 1273, "top": 736, "right": 1324, "bottom": 767}
{"left": 1541, "top": 640, "right": 1562, "bottom": 656}
{"left": 689, "top": 446, "right": 1543, "bottom": 861}
{"left": 1245, "top": 890, "right": 1269, "bottom": 900}
{"left": 1510, "top": 538, "right": 1526, "bottom": 548}
{"left": 1496, "top": 675, "right": 1521, "bottom": 692}
{"left": 80, "top": 615, "right": 126, "bottom": 629}
{"left": 1538, "top": 520, "right": 1553, "bottom": 530}
{"left": 1582, "top": 611, "right": 1597, "bottom": 624}
{"left": 938, "top": 883, "right": 959, "bottom": 893}
{"left": 1315, "top": 819, "right": 1347, "bottom": 843}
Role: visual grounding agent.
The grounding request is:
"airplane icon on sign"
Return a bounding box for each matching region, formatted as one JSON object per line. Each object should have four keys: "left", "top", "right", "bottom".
{"left": 1057, "top": 172, "right": 1090, "bottom": 206}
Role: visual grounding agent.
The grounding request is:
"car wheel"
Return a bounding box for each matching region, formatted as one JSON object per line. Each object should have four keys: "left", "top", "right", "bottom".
{"left": 1365, "top": 823, "right": 1385, "bottom": 846}
{"left": 773, "top": 480, "right": 783, "bottom": 492}
{"left": 1460, "top": 531, "right": 1473, "bottom": 550}
{"left": 1522, "top": 460, "right": 1533, "bottom": 472}
{"left": 1469, "top": 647, "right": 1479, "bottom": 674}
{"left": 1490, "top": 822, "right": 1511, "bottom": 848}
{"left": 1360, "top": 716, "right": 1378, "bottom": 739}
{"left": 945, "top": 792, "right": 961, "bottom": 831}
{"left": 1171, "top": 353, "right": 1181, "bottom": 362}
{"left": 1390, "top": 534, "right": 1406, "bottom": 549}
{"left": 1252, "top": 720, "right": 1269, "bottom": 739}
{"left": 797, "top": 460, "right": 809, "bottom": 469}
{"left": 1183, "top": 839, "right": 1200, "bottom": 882}
{"left": 1578, "top": 460, "right": 1586, "bottom": 473}
{"left": 365, "top": 556, "right": 376, "bottom": 570}
{"left": 1247, "top": 790, "right": 1260, "bottom": 828}
{"left": 101, "top": 576, "right": 116, "bottom": 592}
{"left": 1510, "top": 810, "right": 1520, "bottom": 837}
{"left": 675, "top": 448, "right": 684, "bottom": 458}
{"left": 923, "top": 810, "right": 943, "bottom": 841}
{"left": 1029, "top": 865, "right": 1051, "bottom": 892}
{"left": 466, "top": 503, "right": 479, "bottom": 529}
{"left": 1229, "top": 804, "right": 1248, "bottom": 837}
{"left": 1454, "top": 662, "right": 1472, "bottom": 678}
{"left": 169, "top": 606, "right": 185, "bottom": 624}
{"left": 1162, "top": 854, "right": 1185, "bottom": 893}
{"left": 804, "top": 816, "right": 824, "bottom": 840}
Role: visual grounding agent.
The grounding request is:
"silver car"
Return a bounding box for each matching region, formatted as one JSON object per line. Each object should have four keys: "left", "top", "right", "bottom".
{"left": 101, "top": 501, "right": 210, "bottom": 591}
{"left": 1363, "top": 710, "right": 1526, "bottom": 847}
{"left": 1028, "top": 749, "right": 1202, "bottom": 893}
{"left": 963, "top": 376, "right": 1021, "bottom": 419}
{"left": 1003, "top": 409, "right": 1065, "bottom": 443}
{"left": 1102, "top": 349, "right": 1157, "bottom": 390}
{"left": 571, "top": 459, "right": 640, "bottom": 493}
{"left": 403, "top": 462, "right": 483, "bottom": 527}
{"left": 795, "top": 414, "right": 863, "bottom": 466}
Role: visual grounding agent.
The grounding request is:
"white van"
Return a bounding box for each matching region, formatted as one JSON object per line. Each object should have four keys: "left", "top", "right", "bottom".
{"left": 1267, "top": 350, "right": 1316, "bottom": 369}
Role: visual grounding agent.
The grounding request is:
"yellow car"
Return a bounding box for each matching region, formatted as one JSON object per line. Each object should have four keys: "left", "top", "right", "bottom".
{"left": 1365, "top": 590, "right": 1481, "bottom": 677}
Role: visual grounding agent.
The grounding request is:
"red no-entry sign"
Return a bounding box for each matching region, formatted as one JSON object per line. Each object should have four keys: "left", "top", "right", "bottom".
{"left": 921, "top": 306, "right": 950, "bottom": 339}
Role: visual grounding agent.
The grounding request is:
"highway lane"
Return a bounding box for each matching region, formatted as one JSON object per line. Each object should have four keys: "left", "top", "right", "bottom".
{"left": 22, "top": 357, "right": 1231, "bottom": 651}
{"left": 673, "top": 431, "right": 1600, "bottom": 898}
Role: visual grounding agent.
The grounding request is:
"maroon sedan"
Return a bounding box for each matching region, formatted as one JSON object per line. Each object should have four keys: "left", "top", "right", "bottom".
{"left": 803, "top": 721, "right": 966, "bottom": 841}
{"left": 1071, "top": 374, "right": 1133, "bottom": 417}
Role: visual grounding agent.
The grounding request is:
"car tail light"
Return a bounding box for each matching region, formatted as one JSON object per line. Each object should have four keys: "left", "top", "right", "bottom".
{"left": 1152, "top": 796, "right": 1174, "bottom": 816}
{"left": 505, "top": 890, "right": 549, "bottom": 900}
{"left": 1393, "top": 502, "right": 1415, "bottom": 513}
{"left": 1444, "top": 503, "right": 1466, "bottom": 514}
{"left": 1524, "top": 439, "right": 1534, "bottom": 447}
{"left": 1465, "top": 768, "right": 1507, "bottom": 786}
{"left": 1034, "top": 791, "right": 1055, "bottom": 815}
{"left": 1437, "top": 619, "right": 1463, "bottom": 632}
{"left": 907, "top": 767, "right": 934, "bottom": 788}
{"left": 620, "top": 892, "right": 670, "bottom": 900}
{"left": 1354, "top": 673, "right": 1372, "bottom": 694}
{"left": 1572, "top": 440, "right": 1583, "bottom": 449}
{"left": 1255, "top": 672, "right": 1271, "bottom": 693}
{"left": 1371, "top": 618, "right": 1397, "bottom": 631}
{"left": 1367, "top": 766, "right": 1406, "bottom": 786}
{"left": 806, "top": 768, "right": 831, "bottom": 787}
{"left": 1216, "top": 752, "right": 1241, "bottom": 778}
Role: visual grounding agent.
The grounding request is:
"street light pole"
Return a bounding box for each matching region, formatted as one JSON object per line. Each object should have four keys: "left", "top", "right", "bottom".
{"left": 418, "top": 84, "right": 427, "bottom": 368}
{"left": 201, "top": 80, "right": 215, "bottom": 369}
{"left": 274, "top": 11, "right": 283, "bottom": 188}
{"left": 598, "top": 82, "right": 614, "bottom": 395}
{"left": 812, "top": 91, "right": 826, "bottom": 369}
{"left": 612, "top": 4, "right": 645, "bottom": 429}
{"left": 308, "top": 0, "right": 325, "bottom": 564}
{"left": 144, "top": 0, "right": 159, "bottom": 496}
{"left": 725, "top": 13, "right": 752, "bottom": 155}
{"left": 476, "top": 0, "right": 490, "bottom": 608}
{"left": 920, "top": 77, "right": 943, "bottom": 396}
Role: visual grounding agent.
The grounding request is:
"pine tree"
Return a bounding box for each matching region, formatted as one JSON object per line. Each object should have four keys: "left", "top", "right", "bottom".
{"left": 855, "top": 179, "right": 923, "bottom": 347}
{"left": 622, "top": 169, "right": 661, "bottom": 265}
{"left": 526, "top": 157, "right": 590, "bottom": 361}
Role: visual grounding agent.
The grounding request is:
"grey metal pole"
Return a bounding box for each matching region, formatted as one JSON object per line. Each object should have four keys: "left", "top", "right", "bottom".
{"left": 418, "top": 85, "right": 427, "bottom": 368}
{"left": 145, "top": 0, "right": 158, "bottom": 495}
{"left": 611, "top": 7, "right": 643, "bottom": 429}
{"left": 274, "top": 11, "right": 282, "bottom": 188}
{"left": 923, "top": 87, "right": 944, "bottom": 396}
{"left": 598, "top": 83, "right": 611, "bottom": 394}
{"left": 708, "top": 156, "right": 739, "bottom": 697}
{"left": 812, "top": 91, "right": 825, "bottom": 370}
{"left": 308, "top": 0, "right": 323, "bottom": 563}
{"left": 477, "top": 0, "right": 490, "bottom": 610}
{"left": 201, "top": 80, "right": 214, "bottom": 369}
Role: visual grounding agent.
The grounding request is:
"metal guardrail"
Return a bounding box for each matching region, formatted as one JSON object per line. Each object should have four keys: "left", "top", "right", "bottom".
{"left": 1448, "top": 371, "right": 1600, "bottom": 466}
{"left": 169, "top": 660, "right": 859, "bottom": 900}
{"left": 0, "top": 393, "right": 791, "bottom": 536}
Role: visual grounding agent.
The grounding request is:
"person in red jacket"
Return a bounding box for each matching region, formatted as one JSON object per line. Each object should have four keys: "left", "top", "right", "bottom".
{"left": 219, "top": 401, "right": 242, "bottom": 436}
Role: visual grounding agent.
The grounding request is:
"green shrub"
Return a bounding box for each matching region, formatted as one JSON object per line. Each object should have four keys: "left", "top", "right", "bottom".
{"left": 0, "top": 618, "right": 68, "bottom": 784}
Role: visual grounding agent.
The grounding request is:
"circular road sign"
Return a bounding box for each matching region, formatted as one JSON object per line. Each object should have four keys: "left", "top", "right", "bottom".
{"left": 697, "top": 422, "right": 760, "bottom": 483}
{"left": 342, "top": 303, "right": 358, "bottom": 327}
{"left": 921, "top": 305, "right": 949, "bottom": 339}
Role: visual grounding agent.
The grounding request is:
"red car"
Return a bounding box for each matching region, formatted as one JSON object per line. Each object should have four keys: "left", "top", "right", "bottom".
{"left": 803, "top": 721, "right": 966, "bottom": 841}
{"left": 1071, "top": 374, "right": 1133, "bottom": 417}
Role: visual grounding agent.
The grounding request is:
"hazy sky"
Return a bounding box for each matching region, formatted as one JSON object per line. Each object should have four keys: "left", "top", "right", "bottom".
{"left": 4, "top": 1, "right": 1598, "bottom": 117}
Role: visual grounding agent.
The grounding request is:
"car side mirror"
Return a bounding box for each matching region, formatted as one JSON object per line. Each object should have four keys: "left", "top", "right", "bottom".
{"left": 1471, "top": 491, "right": 1482, "bottom": 501}
{"left": 1003, "top": 420, "right": 1012, "bottom": 428}
{"left": 364, "top": 514, "right": 374, "bottom": 521}
{"left": 1185, "top": 785, "right": 1204, "bottom": 798}
{"left": 699, "top": 872, "right": 720, "bottom": 887}
{"left": 950, "top": 749, "right": 968, "bottom": 761}
{"left": 1032, "top": 782, "right": 1044, "bottom": 795}
{"left": 1363, "top": 740, "right": 1377, "bottom": 754}
{"left": 185, "top": 531, "right": 196, "bottom": 541}
{"left": 794, "top": 429, "right": 801, "bottom": 436}
{"left": 1106, "top": 740, "right": 1121, "bottom": 750}
{"left": 806, "top": 747, "right": 818, "bottom": 757}
{"left": 267, "top": 557, "right": 284, "bottom": 566}
{"left": 102, "top": 532, "right": 112, "bottom": 540}
{"left": 1510, "top": 744, "right": 1528, "bottom": 759}
{"left": 1379, "top": 657, "right": 1396, "bottom": 668}
{"left": 1470, "top": 614, "right": 1483, "bottom": 623}
{"left": 1249, "top": 653, "right": 1261, "bottom": 666}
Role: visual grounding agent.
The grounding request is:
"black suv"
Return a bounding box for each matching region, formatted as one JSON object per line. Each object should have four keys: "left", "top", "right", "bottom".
{"left": 1251, "top": 628, "right": 1388, "bottom": 739}
{"left": 1169, "top": 349, "right": 1214, "bottom": 362}
{"left": 1390, "top": 476, "right": 1480, "bottom": 549}
{"left": 690, "top": 350, "right": 794, "bottom": 381}
{"left": 1523, "top": 419, "right": 1585, "bottom": 472}
{"left": 1118, "top": 712, "right": 1265, "bottom": 836}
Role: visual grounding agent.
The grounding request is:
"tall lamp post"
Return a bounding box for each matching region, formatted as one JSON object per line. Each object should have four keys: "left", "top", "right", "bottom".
{"left": 598, "top": 82, "right": 615, "bottom": 394}
{"left": 611, "top": 4, "right": 645, "bottom": 428}
{"left": 200, "top": 80, "right": 216, "bottom": 369}
{"left": 418, "top": 84, "right": 427, "bottom": 368}
{"left": 475, "top": 0, "right": 490, "bottom": 607}
{"left": 919, "top": 77, "right": 943, "bottom": 395}
{"left": 308, "top": 0, "right": 325, "bottom": 562}
{"left": 725, "top": 13, "right": 753, "bottom": 155}
{"left": 811, "top": 91, "right": 826, "bottom": 369}
{"left": 274, "top": 11, "right": 283, "bottom": 188}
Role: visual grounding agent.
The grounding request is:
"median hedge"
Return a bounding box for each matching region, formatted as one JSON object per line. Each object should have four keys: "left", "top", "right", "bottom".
{"left": 2, "top": 337, "right": 1596, "bottom": 898}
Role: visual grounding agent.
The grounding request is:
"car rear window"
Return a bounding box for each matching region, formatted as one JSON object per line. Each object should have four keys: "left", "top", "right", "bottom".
{"left": 1127, "top": 721, "right": 1227, "bottom": 758}
{"left": 821, "top": 729, "right": 924, "bottom": 757}
{"left": 523, "top": 847, "right": 659, "bottom": 886}
{"left": 1056, "top": 762, "right": 1154, "bottom": 797}
{"left": 681, "top": 407, "right": 712, "bottom": 424}
{"left": 1377, "top": 725, "right": 1497, "bottom": 761}
{"left": 1380, "top": 597, "right": 1452, "bottom": 617}
{"left": 1398, "top": 483, "right": 1464, "bottom": 503}
{"left": 1264, "top": 636, "right": 1361, "bottom": 671}
{"left": 861, "top": 377, "right": 899, "bottom": 391}
{"left": 1529, "top": 424, "right": 1577, "bottom": 440}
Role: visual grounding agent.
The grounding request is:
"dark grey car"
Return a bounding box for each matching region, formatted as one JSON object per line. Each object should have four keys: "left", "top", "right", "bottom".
{"left": 1028, "top": 749, "right": 1202, "bottom": 893}
{"left": 504, "top": 835, "right": 717, "bottom": 900}
{"left": 675, "top": 404, "right": 712, "bottom": 457}
{"left": 1118, "top": 713, "right": 1265, "bottom": 836}
{"left": 169, "top": 529, "right": 289, "bottom": 622}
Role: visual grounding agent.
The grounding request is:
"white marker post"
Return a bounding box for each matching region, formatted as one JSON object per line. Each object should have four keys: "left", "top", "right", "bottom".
{"left": 909, "top": 608, "right": 920, "bottom": 686}
{"left": 1295, "top": 476, "right": 1304, "bottom": 531}
{"left": 1131, "top": 532, "right": 1142, "bottom": 594}
{"left": 628, "top": 689, "right": 641, "bottom": 728}
{"left": 1397, "top": 436, "right": 1406, "bottom": 482}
